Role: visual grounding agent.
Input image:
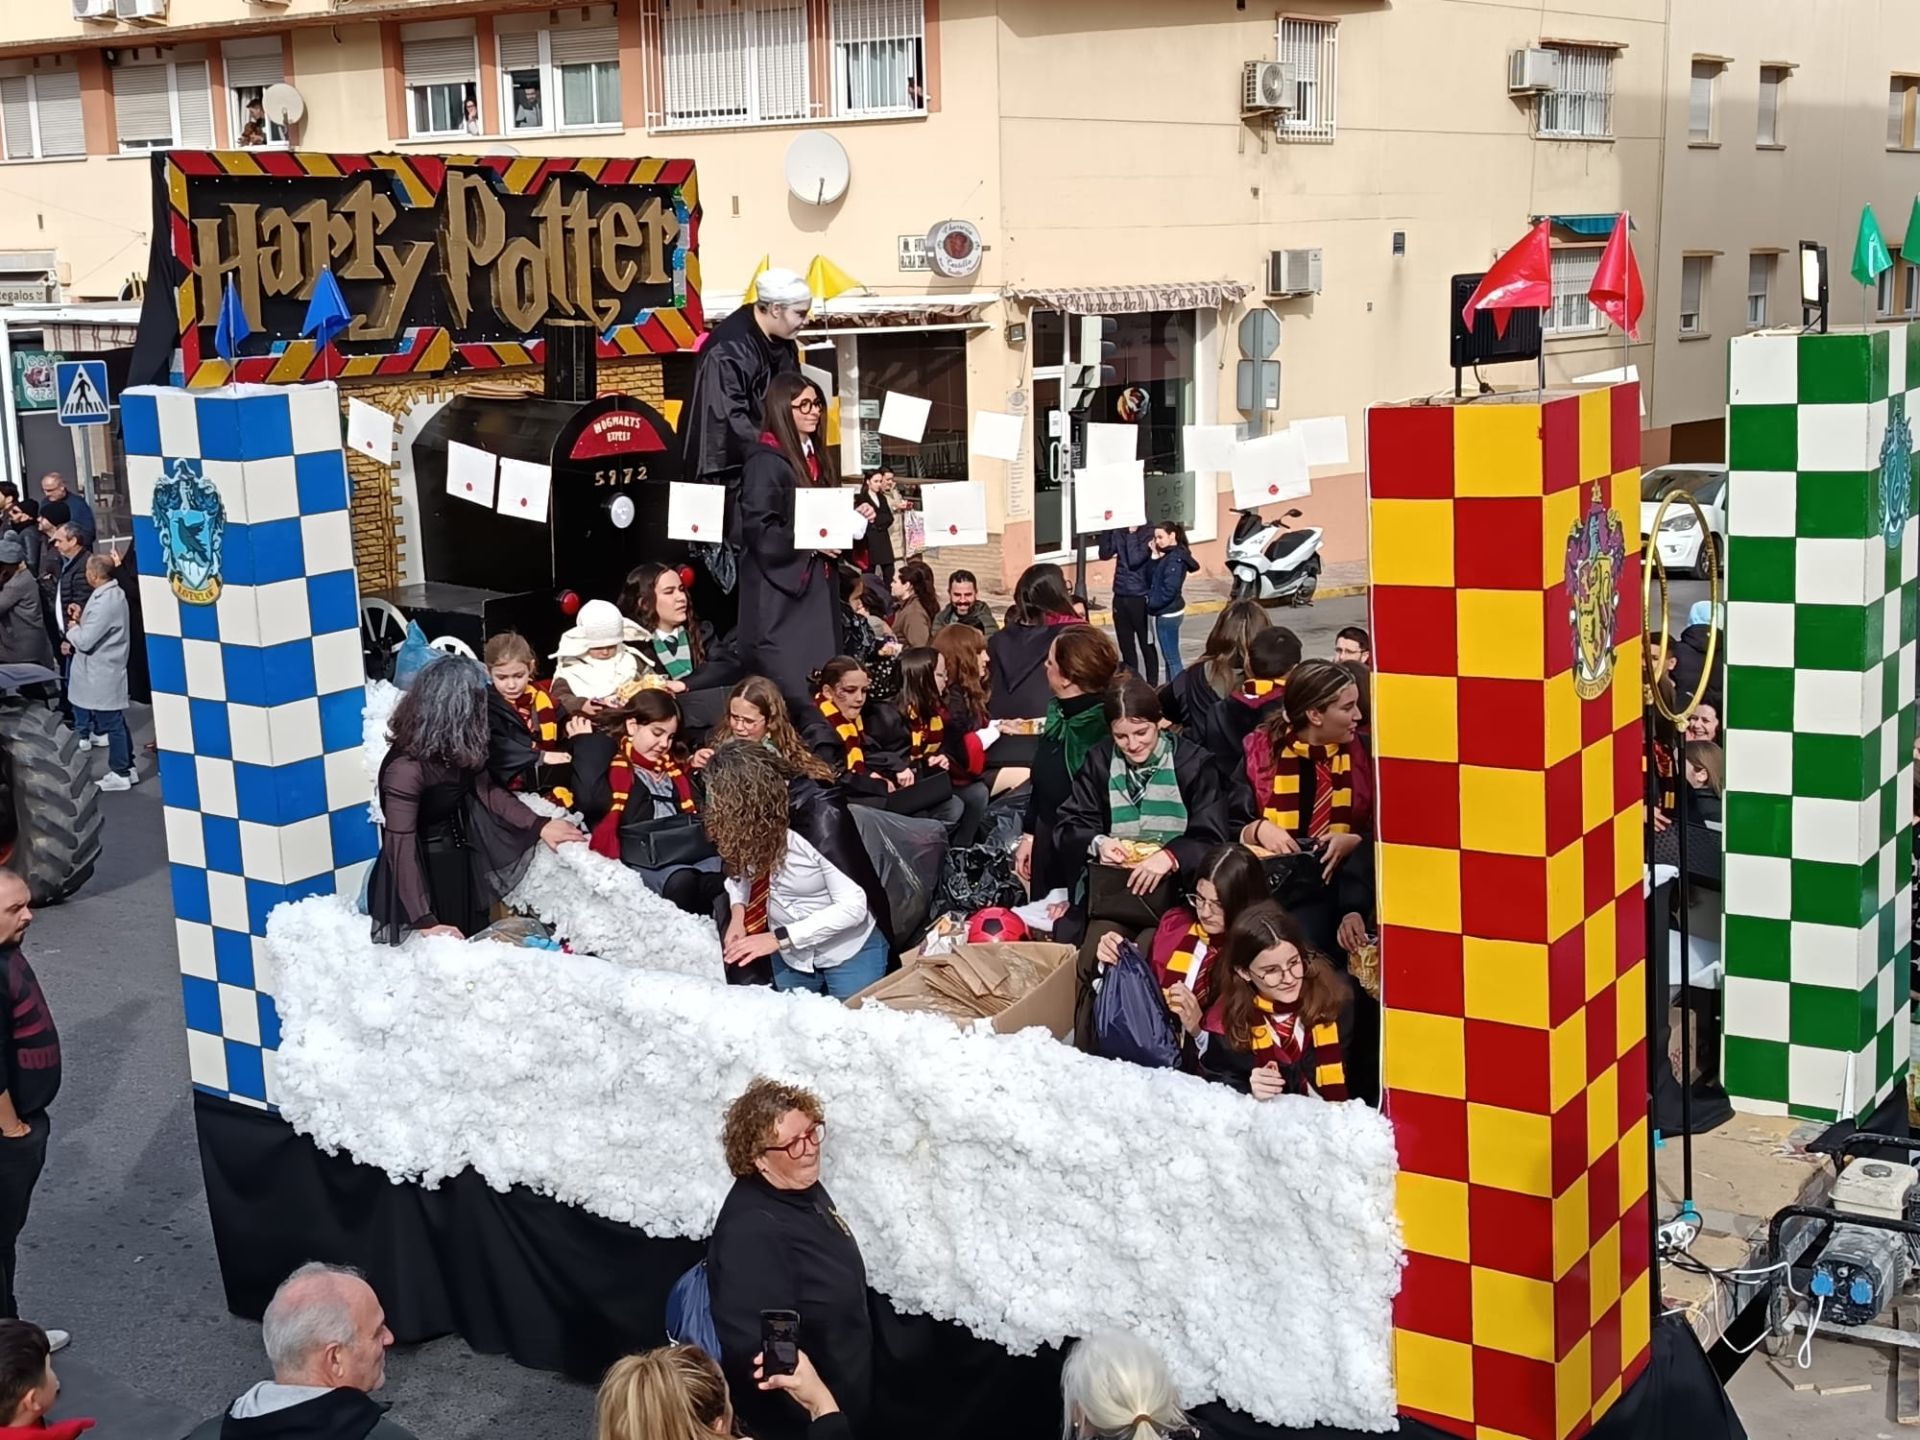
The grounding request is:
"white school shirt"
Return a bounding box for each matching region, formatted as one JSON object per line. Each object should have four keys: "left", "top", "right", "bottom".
{"left": 725, "top": 831, "right": 876, "bottom": 973}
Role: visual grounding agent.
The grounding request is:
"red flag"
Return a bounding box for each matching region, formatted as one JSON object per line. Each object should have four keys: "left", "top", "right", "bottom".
{"left": 1587, "top": 214, "right": 1644, "bottom": 341}
{"left": 1461, "top": 218, "right": 1552, "bottom": 338}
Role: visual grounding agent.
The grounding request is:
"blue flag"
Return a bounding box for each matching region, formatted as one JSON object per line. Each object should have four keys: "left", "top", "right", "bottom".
{"left": 301, "top": 268, "right": 352, "bottom": 346}
{"left": 214, "top": 276, "right": 252, "bottom": 363}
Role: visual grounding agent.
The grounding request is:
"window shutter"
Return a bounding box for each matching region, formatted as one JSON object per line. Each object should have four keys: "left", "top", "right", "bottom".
{"left": 32, "top": 70, "right": 84, "bottom": 157}
{"left": 174, "top": 60, "right": 213, "bottom": 148}
{"left": 550, "top": 24, "right": 618, "bottom": 67}
{"left": 0, "top": 79, "right": 32, "bottom": 161}
{"left": 404, "top": 35, "right": 477, "bottom": 88}
{"left": 114, "top": 63, "right": 173, "bottom": 145}
{"left": 497, "top": 32, "right": 541, "bottom": 74}
{"left": 223, "top": 45, "right": 283, "bottom": 93}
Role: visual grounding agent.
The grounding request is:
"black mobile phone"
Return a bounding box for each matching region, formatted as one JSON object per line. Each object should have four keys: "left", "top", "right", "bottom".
{"left": 760, "top": 1309, "right": 800, "bottom": 1377}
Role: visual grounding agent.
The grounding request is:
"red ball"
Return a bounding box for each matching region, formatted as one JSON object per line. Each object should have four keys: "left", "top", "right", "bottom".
{"left": 558, "top": 589, "right": 583, "bottom": 617}
{"left": 965, "top": 907, "right": 1028, "bottom": 944}
{"left": 677, "top": 565, "right": 695, "bottom": 588}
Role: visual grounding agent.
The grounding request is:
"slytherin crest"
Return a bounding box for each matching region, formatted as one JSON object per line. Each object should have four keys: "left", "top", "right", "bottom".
{"left": 1881, "top": 394, "right": 1913, "bottom": 550}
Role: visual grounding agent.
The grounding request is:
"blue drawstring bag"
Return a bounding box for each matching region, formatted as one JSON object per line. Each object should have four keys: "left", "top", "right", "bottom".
{"left": 391, "top": 621, "right": 436, "bottom": 689}
{"left": 1093, "top": 940, "right": 1182, "bottom": 1068}
{"left": 665, "top": 1259, "right": 720, "bottom": 1359}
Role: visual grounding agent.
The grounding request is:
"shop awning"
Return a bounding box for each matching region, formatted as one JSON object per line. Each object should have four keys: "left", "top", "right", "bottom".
{"left": 1005, "top": 281, "right": 1254, "bottom": 314}
{"left": 1533, "top": 214, "right": 1636, "bottom": 237}
{"left": 703, "top": 290, "right": 999, "bottom": 329}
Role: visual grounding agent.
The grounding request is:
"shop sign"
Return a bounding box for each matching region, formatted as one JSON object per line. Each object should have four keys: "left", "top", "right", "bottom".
{"left": 11, "top": 351, "right": 62, "bottom": 411}
{"left": 155, "top": 152, "right": 704, "bottom": 387}
{"left": 0, "top": 282, "right": 53, "bottom": 305}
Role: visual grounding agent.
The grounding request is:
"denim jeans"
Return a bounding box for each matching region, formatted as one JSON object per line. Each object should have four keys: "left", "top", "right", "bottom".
{"left": 72, "top": 706, "right": 130, "bottom": 775}
{"left": 772, "top": 925, "right": 889, "bottom": 1001}
{"left": 1155, "top": 612, "right": 1186, "bottom": 680}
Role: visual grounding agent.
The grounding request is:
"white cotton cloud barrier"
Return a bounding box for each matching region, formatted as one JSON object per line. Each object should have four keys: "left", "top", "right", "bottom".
{"left": 310, "top": 680, "right": 1402, "bottom": 1427}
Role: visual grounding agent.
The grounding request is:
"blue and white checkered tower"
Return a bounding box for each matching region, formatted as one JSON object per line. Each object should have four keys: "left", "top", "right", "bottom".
{"left": 124, "top": 383, "right": 376, "bottom": 1110}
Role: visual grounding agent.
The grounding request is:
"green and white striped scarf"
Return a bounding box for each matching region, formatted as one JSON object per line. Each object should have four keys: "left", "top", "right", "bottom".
{"left": 652, "top": 627, "right": 694, "bottom": 681}
{"left": 1106, "top": 733, "right": 1187, "bottom": 841}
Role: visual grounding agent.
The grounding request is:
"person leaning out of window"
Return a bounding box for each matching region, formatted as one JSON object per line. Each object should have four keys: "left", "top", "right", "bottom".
{"left": 1233, "top": 659, "right": 1375, "bottom": 961}
{"left": 1055, "top": 676, "right": 1230, "bottom": 1049}
{"left": 1201, "top": 902, "right": 1357, "bottom": 1102}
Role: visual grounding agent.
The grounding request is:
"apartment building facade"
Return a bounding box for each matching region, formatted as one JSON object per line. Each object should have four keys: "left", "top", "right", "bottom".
{"left": 0, "top": 0, "right": 1909, "bottom": 584}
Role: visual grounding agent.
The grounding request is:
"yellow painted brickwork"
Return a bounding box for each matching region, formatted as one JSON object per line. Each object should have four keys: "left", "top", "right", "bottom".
{"left": 338, "top": 358, "right": 668, "bottom": 592}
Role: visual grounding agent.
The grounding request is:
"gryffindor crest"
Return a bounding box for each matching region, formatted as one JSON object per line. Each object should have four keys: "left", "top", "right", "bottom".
{"left": 1565, "top": 481, "right": 1627, "bottom": 701}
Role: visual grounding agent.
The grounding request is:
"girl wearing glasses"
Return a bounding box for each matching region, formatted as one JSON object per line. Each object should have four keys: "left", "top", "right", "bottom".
{"left": 1203, "top": 902, "right": 1358, "bottom": 1102}
{"left": 737, "top": 374, "right": 842, "bottom": 705}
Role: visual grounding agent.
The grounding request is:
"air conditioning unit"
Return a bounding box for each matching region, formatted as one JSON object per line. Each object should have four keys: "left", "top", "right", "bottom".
{"left": 1241, "top": 60, "right": 1295, "bottom": 116}
{"left": 1269, "top": 248, "right": 1323, "bottom": 297}
{"left": 72, "top": 0, "right": 113, "bottom": 19}
{"left": 1508, "top": 47, "right": 1560, "bottom": 94}
{"left": 114, "top": 0, "right": 168, "bottom": 22}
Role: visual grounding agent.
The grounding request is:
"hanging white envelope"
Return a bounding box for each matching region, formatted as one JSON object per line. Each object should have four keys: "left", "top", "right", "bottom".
{"left": 1230, "top": 431, "right": 1311, "bottom": 510}
{"left": 970, "top": 411, "right": 1024, "bottom": 462}
{"left": 668, "top": 482, "right": 727, "bottom": 543}
{"left": 346, "top": 399, "right": 395, "bottom": 464}
{"left": 1291, "top": 415, "right": 1351, "bottom": 468}
{"left": 495, "top": 457, "right": 552, "bottom": 523}
{"left": 1072, "top": 461, "right": 1147, "bottom": 535}
{"left": 1085, "top": 422, "right": 1141, "bottom": 467}
{"left": 800, "top": 361, "right": 835, "bottom": 399}
{"left": 1182, "top": 424, "right": 1238, "bottom": 473}
{"left": 878, "top": 391, "right": 932, "bottom": 443}
{"left": 794, "top": 486, "right": 858, "bottom": 551}
{"left": 920, "top": 482, "right": 988, "bottom": 547}
{"left": 446, "top": 441, "right": 496, "bottom": 508}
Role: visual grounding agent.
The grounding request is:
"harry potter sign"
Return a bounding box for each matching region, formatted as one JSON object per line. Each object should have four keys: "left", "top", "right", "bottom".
{"left": 156, "top": 152, "right": 703, "bottom": 388}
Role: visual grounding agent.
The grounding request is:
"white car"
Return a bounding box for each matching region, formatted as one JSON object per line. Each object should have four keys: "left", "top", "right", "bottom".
{"left": 1640, "top": 464, "right": 1727, "bottom": 580}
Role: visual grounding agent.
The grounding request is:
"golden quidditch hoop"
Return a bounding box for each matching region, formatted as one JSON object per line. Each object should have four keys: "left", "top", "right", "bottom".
{"left": 1640, "top": 489, "right": 1722, "bottom": 725}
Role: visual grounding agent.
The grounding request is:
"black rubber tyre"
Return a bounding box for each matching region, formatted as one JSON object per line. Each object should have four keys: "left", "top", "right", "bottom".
{"left": 1289, "top": 555, "right": 1323, "bottom": 606}
{"left": 1692, "top": 534, "right": 1721, "bottom": 582}
{"left": 0, "top": 702, "right": 102, "bottom": 905}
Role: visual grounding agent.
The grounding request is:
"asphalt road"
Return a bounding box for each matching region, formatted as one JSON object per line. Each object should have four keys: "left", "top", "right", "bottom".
{"left": 27, "top": 577, "right": 1712, "bottom": 1439}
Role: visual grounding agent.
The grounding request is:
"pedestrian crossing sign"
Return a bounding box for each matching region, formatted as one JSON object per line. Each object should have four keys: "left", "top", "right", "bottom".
{"left": 55, "top": 360, "right": 110, "bottom": 427}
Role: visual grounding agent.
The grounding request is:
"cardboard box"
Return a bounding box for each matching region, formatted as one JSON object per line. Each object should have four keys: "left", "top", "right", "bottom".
{"left": 849, "top": 941, "right": 1077, "bottom": 1041}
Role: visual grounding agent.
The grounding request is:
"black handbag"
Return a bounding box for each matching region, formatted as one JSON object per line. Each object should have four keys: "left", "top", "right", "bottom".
{"left": 1262, "top": 848, "right": 1327, "bottom": 909}
{"left": 1086, "top": 861, "right": 1176, "bottom": 930}
{"left": 619, "top": 816, "right": 717, "bottom": 871}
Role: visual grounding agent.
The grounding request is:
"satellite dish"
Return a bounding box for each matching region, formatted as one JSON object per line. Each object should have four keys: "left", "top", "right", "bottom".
{"left": 482, "top": 143, "right": 522, "bottom": 158}
{"left": 785, "top": 132, "right": 851, "bottom": 206}
{"left": 261, "top": 82, "right": 305, "bottom": 128}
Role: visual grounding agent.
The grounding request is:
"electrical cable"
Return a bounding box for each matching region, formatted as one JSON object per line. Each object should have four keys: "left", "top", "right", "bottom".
{"left": 1795, "top": 1294, "right": 1825, "bottom": 1369}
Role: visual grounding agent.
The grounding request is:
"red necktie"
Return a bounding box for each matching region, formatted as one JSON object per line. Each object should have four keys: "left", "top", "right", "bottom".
{"left": 1309, "top": 757, "right": 1334, "bottom": 837}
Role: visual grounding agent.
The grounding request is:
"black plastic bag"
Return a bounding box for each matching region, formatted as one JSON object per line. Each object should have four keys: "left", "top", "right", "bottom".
{"left": 850, "top": 805, "right": 948, "bottom": 944}
{"left": 934, "top": 840, "right": 1025, "bottom": 918}
{"left": 1093, "top": 940, "right": 1182, "bottom": 1068}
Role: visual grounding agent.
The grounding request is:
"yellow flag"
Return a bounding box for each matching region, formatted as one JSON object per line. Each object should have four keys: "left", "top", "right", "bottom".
{"left": 826, "top": 396, "right": 842, "bottom": 448}
{"left": 742, "top": 255, "right": 770, "bottom": 305}
{"left": 806, "top": 255, "right": 863, "bottom": 302}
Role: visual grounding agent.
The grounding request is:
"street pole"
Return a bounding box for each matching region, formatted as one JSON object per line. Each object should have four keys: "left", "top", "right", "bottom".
{"left": 1066, "top": 310, "right": 1085, "bottom": 596}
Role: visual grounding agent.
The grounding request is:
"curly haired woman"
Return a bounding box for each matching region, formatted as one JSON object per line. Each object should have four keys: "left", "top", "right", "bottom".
{"left": 702, "top": 742, "right": 886, "bottom": 998}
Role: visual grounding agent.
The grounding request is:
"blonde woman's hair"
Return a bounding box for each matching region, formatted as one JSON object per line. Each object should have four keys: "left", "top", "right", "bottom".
{"left": 1061, "top": 1331, "right": 1187, "bottom": 1440}
{"left": 595, "top": 1344, "right": 731, "bottom": 1440}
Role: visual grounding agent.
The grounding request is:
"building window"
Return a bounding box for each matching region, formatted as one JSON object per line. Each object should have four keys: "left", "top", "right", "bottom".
{"left": 1545, "top": 247, "right": 1604, "bottom": 335}
{"left": 402, "top": 22, "right": 479, "bottom": 138}
{"left": 1907, "top": 262, "right": 1920, "bottom": 317}
{"left": 223, "top": 37, "right": 286, "bottom": 147}
{"left": 1879, "top": 253, "right": 1900, "bottom": 317}
{"left": 0, "top": 67, "right": 85, "bottom": 160}
{"left": 1680, "top": 255, "right": 1710, "bottom": 335}
{"left": 1688, "top": 59, "right": 1721, "bottom": 142}
{"left": 1891, "top": 76, "right": 1920, "bottom": 150}
{"left": 1757, "top": 64, "right": 1786, "bottom": 145}
{"left": 1276, "top": 17, "right": 1337, "bottom": 142}
{"left": 498, "top": 12, "right": 622, "bottom": 133}
{"left": 1747, "top": 253, "right": 1773, "bottom": 328}
{"left": 831, "top": 0, "right": 926, "bottom": 117}
{"left": 115, "top": 56, "right": 215, "bottom": 153}
{"left": 1537, "top": 45, "right": 1614, "bottom": 139}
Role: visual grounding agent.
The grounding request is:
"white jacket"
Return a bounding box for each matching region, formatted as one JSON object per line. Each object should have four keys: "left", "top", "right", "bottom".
{"left": 724, "top": 831, "right": 875, "bottom": 972}
{"left": 65, "top": 581, "right": 128, "bottom": 712}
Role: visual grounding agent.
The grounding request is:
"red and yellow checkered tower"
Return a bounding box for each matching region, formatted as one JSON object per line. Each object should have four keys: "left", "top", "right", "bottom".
{"left": 1367, "top": 387, "right": 1651, "bottom": 1440}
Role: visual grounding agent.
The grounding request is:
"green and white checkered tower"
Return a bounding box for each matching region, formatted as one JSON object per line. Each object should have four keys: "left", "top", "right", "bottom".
{"left": 1720, "top": 326, "right": 1916, "bottom": 1122}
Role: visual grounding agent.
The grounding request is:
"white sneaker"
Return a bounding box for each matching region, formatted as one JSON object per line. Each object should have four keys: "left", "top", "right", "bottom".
{"left": 42, "top": 1328, "right": 68, "bottom": 1352}
{"left": 90, "top": 735, "right": 109, "bottom": 749}
{"left": 98, "top": 772, "right": 132, "bottom": 792}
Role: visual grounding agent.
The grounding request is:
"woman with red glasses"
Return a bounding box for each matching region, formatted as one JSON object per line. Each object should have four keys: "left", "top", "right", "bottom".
{"left": 709, "top": 1078, "right": 874, "bottom": 1440}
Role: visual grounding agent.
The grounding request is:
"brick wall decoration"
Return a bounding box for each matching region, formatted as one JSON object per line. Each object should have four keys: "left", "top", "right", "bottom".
{"left": 1368, "top": 387, "right": 1651, "bottom": 1440}
{"left": 1720, "top": 327, "right": 1916, "bottom": 1122}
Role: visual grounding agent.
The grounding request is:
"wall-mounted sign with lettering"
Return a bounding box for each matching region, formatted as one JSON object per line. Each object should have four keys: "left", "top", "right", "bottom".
{"left": 153, "top": 152, "right": 703, "bottom": 388}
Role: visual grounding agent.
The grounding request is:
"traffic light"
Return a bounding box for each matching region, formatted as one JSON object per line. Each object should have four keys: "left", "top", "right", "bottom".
{"left": 1064, "top": 315, "right": 1119, "bottom": 412}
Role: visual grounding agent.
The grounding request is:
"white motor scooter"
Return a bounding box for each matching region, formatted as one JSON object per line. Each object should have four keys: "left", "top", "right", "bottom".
{"left": 1225, "top": 507, "right": 1324, "bottom": 605}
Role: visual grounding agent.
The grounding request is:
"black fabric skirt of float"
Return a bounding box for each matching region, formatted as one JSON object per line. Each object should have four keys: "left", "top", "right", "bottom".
{"left": 193, "top": 1094, "right": 1744, "bottom": 1440}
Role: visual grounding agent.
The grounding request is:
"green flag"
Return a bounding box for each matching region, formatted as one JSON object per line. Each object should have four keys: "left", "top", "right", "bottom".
{"left": 1908, "top": 194, "right": 1920, "bottom": 267}
{"left": 1853, "top": 203, "right": 1894, "bottom": 286}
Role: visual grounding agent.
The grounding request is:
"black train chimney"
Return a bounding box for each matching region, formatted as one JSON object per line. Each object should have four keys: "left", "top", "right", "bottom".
{"left": 544, "top": 320, "right": 598, "bottom": 403}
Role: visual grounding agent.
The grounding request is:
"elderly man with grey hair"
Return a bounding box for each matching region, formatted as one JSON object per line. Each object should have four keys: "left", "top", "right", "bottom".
{"left": 185, "top": 1262, "right": 414, "bottom": 1440}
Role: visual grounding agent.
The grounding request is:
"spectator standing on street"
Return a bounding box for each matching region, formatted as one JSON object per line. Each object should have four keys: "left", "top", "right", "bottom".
{"left": 0, "top": 492, "right": 40, "bottom": 590}
{"left": 933, "top": 569, "right": 998, "bottom": 637}
{"left": 0, "top": 873, "right": 66, "bottom": 1354}
{"left": 0, "top": 539, "right": 52, "bottom": 672}
{"left": 887, "top": 559, "right": 938, "bottom": 649}
{"left": 32, "top": 479, "right": 90, "bottom": 549}
{"left": 1333, "top": 626, "right": 1372, "bottom": 668}
{"left": 0, "top": 1321, "right": 87, "bottom": 1438}
{"left": 1144, "top": 523, "right": 1198, "bottom": 681}
{"left": 187, "top": 1262, "right": 415, "bottom": 1440}
{"left": 1099, "top": 523, "right": 1158, "bottom": 683}
{"left": 64, "top": 556, "right": 134, "bottom": 791}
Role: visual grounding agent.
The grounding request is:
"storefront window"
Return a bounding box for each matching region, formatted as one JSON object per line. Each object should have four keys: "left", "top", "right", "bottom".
{"left": 854, "top": 331, "right": 968, "bottom": 481}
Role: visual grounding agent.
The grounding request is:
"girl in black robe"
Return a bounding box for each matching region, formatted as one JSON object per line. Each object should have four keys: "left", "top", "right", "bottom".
{"left": 736, "top": 373, "right": 842, "bottom": 706}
